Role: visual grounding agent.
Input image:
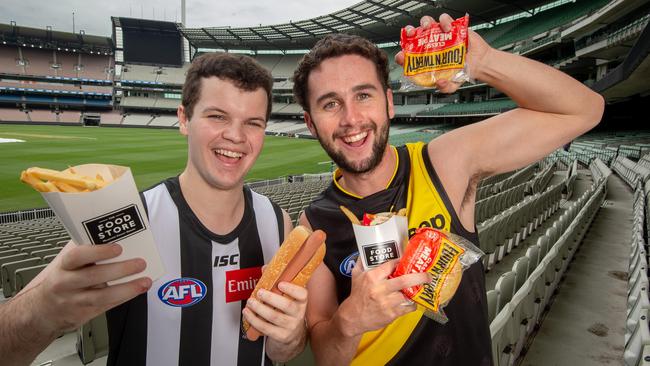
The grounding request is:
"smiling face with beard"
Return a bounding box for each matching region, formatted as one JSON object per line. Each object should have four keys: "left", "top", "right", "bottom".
{"left": 304, "top": 55, "right": 395, "bottom": 176}
{"left": 314, "top": 114, "right": 390, "bottom": 174}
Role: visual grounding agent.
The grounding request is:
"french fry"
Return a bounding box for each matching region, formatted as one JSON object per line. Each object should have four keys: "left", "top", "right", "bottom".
{"left": 20, "top": 171, "right": 50, "bottom": 192}
{"left": 26, "top": 167, "right": 98, "bottom": 190}
{"left": 42, "top": 181, "right": 60, "bottom": 192}
{"left": 21, "top": 166, "right": 110, "bottom": 193}
{"left": 340, "top": 205, "right": 361, "bottom": 225}
{"left": 52, "top": 180, "right": 84, "bottom": 193}
{"left": 397, "top": 208, "right": 407, "bottom": 217}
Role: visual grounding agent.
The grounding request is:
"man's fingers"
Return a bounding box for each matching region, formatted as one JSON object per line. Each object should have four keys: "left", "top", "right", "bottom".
{"left": 404, "top": 24, "right": 416, "bottom": 36}
{"left": 60, "top": 243, "right": 122, "bottom": 271}
{"left": 419, "top": 15, "right": 435, "bottom": 29}
{"left": 70, "top": 258, "right": 147, "bottom": 289}
{"left": 386, "top": 271, "right": 431, "bottom": 293}
{"left": 395, "top": 51, "right": 405, "bottom": 66}
{"left": 245, "top": 298, "right": 289, "bottom": 328}
{"left": 276, "top": 282, "right": 308, "bottom": 303}
{"left": 242, "top": 307, "right": 280, "bottom": 340}
{"left": 436, "top": 79, "right": 461, "bottom": 94}
{"left": 351, "top": 255, "right": 363, "bottom": 277}
{"left": 438, "top": 13, "right": 454, "bottom": 32}
{"left": 81, "top": 276, "right": 151, "bottom": 311}
{"left": 372, "top": 258, "right": 400, "bottom": 278}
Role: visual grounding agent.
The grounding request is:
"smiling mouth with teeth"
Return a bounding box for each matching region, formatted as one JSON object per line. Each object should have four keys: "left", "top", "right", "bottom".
{"left": 215, "top": 148, "right": 243, "bottom": 159}
{"left": 342, "top": 131, "right": 368, "bottom": 144}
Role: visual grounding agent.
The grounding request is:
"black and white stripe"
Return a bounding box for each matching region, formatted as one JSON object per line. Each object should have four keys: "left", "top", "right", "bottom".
{"left": 107, "top": 178, "right": 282, "bottom": 366}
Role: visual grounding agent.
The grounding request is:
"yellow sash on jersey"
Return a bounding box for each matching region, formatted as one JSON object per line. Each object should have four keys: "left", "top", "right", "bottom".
{"left": 352, "top": 142, "right": 453, "bottom": 365}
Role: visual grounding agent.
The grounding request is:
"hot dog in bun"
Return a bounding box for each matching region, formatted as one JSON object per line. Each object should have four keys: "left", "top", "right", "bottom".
{"left": 243, "top": 225, "right": 326, "bottom": 341}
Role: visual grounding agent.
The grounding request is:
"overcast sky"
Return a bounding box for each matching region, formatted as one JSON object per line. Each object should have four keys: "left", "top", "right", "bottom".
{"left": 0, "top": 0, "right": 361, "bottom": 36}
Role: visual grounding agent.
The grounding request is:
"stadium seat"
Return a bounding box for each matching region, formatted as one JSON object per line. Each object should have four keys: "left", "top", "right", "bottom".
{"left": 14, "top": 264, "right": 48, "bottom": 293}
{"left": 21, "top": 244, "right": 51, "bottom": 255}
{"left": 509, "top": 279, "right": 535, "bottom": 360}
{"left": 77, "top": 313, "right": 109, "bottom": 364}
{"left": 512, "top": 256, "right": 530, "bottom": 292}
{"left": 487, "top": 289, "right": 499, "bottom": 324}
{"left": 495, "top": 271, "right": 516, "bottom": 312}
{"left": 31, "top": 247, "right": 61, "bottom": 259}
{"left": 490, "top": 303, "right": 513, "bottom": 366}
{"left": 11, "top": 242, "right": 41, "bottom": 251}
{"left": 43, "top": 254, "right": 58, "bottom": 263}
{"left": 0, "top": 253, "right": 30, "bottom": 284}
{"left": 628, "top": 291, "right": 650, "bottom": 338}
{"left": 542, "top": 248, "right": 560, "bottom": 309}
{"left": 0, "top": 248, "right": 19, "bottom": 257}
{"left": 525, "top": 244, "right": 541, "bottom": 270}
{"left": 528, "top": 265, "right": 546, "bottom": 330}
{"left": 1, "top": 257, "right": 41, "bottom": 297}
{"left": 625, "top": 309, "right": 650, "bottom": 366}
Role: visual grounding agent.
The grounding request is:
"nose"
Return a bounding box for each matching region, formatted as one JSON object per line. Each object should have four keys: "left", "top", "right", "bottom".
{"left": 222, "top": 121, "right": 246, "bottom": 144}
{"left": 342, "top": 102, "right": 364, "bottom": 127}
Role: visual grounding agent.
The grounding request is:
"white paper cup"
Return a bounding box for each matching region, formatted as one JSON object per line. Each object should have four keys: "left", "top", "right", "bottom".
{"left": 41, "top": 164, "right": 164, "bottom": 284}
{"left": 352, "top": 215, "right": 408, "bottom": 270}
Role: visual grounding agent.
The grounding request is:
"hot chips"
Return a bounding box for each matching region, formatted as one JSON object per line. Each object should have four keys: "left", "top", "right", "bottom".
{"left": 340, "top": 205, "right": 361, "bottom": 225}
{"left": 20, "top": 166, "right": 108, "bottom": 193}
{"left": 340, "top": 205, "right": 408, "bottom": 226}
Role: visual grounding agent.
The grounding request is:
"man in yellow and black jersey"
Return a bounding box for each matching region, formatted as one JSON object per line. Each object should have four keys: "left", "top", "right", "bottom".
{"left": 292, "top": 13, "right": 604, "bottom": 366}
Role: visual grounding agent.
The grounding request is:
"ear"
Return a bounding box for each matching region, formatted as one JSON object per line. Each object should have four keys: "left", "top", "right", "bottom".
{"left": 303, "top": 111, "right": 318, "bottom": 138}
{"left": 386, "top": 88, "right": 395, "bottom": 120}
{"left": 178, "top": 105, "right": 189, "bottom": 136}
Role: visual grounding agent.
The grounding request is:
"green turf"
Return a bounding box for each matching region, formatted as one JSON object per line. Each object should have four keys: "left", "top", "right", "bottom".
{"left": 0, "top": 124, "right": 331, "bottom": 212}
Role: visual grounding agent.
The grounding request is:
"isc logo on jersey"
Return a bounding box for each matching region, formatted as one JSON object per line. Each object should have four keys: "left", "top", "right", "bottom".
{"left": 158, "top": 277, "right": 207, "bottom": 307}
{"left": 339, "top": 252, "right": 359, "bottom": 277}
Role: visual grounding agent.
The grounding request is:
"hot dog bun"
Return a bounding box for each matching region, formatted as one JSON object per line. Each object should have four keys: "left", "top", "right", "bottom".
{"left": 438, "top": 261, "right": 462, "bottom": 305}
{"left": 243, "top": 226, "right": 326, "bottom": 341}
{"left": 410, "top": 69, "right": 459, "bottom": 87}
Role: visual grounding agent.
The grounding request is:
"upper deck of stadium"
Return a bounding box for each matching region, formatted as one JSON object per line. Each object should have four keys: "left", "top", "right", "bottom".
{"left": 178, "top": 0, "right": 577, "bottom": 51}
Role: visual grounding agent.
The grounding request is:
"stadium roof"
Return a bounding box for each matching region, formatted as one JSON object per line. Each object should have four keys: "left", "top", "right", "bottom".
{"left": 179, "top": 0, "right": 558, "bottom": 51}
{"left": 0, "top": 23, "right": 113, "bottom": 54}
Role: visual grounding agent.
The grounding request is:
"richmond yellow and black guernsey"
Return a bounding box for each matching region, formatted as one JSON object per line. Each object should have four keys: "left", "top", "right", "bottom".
{"left": 305, "top": 142, "right": 492, "bottom": 366}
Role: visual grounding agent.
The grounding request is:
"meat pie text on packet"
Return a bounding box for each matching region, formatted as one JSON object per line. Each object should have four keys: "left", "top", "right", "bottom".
{"left": 400, "top": 14, "right": 470, "bottom": 90}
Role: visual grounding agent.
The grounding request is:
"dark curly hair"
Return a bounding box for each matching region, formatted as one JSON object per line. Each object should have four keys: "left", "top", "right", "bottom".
{"left": 292, "top": 34, "right": 390, "bottom": 112}
{"left": 182, "top": 53, "right": 273, "bottom": 120}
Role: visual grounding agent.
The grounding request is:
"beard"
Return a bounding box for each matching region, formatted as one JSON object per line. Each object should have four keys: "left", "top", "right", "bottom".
{"left": 315, "top": 118, "right": 390, "bottom": 174}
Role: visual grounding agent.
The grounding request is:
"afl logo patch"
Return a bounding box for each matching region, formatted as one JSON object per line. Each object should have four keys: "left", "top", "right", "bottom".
{"left": 158, "top": 277, "right": 207, "bottom": 307}
{"left": 339, "top": 252, "right": 359, "bottom": 277}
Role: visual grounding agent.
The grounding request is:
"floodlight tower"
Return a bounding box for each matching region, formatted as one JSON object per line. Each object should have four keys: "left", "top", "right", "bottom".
{"left": 181, "top": 0, "right": 186, "bottom": 26}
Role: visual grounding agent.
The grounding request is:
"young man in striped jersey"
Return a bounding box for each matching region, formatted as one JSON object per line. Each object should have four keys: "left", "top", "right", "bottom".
{"left": 0, "top": 53, "right": 308, "bottom": 366}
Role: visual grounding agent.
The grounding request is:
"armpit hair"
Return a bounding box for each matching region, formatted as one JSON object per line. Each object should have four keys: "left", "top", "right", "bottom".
{"left": 462, "top": 170, "right": 490, "bottom": 208}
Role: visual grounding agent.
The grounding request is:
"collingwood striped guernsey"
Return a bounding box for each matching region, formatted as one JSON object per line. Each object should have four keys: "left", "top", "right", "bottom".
{"left": 106, "top": 177, "right": 284, "bottom": 366}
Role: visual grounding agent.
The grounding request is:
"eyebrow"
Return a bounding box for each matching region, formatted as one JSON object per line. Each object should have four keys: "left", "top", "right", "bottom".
{"left": 314, "top": 83, "right": 379, "bottom": 106}
{"left": 202, "top": 106, "right": 266, "bottom": 124}
{"left": 201, "top": 107, "right": 228, "bottom": 114}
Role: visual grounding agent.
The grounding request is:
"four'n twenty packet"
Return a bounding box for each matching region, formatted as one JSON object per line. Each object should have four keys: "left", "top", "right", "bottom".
{"left": 400, "top": 14, "right": 471, "bottom": 90}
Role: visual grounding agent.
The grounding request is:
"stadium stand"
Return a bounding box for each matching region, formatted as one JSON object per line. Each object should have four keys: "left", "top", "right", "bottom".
{"left": 2, "top": 1, "right": 650, "bottom": 364}
{"left": 149, "top": 115, "right": 179, "bottom": 127}
{"left": 420, "top": 99, "right": 517, "bottom": 116}
{"left": 98, "top": 111, "right": 124, "bottom": 125}
{"left": 122, "top": 113, "right": 154, "bottom": 126}
{"left": 0, "top": 107, "right": 29, "bottom": 122}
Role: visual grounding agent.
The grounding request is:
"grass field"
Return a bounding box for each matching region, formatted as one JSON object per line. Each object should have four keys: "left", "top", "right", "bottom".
{"left": 0, "top": 124, "right": 331, "bottom": 212}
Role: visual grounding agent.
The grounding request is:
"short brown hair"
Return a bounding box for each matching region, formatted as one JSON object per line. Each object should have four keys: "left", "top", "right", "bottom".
{"left": 182, "top": 53, "right": 273, "bottom": 120}
{"left": 292, "top": 34, "right": 389, "bottom": 112}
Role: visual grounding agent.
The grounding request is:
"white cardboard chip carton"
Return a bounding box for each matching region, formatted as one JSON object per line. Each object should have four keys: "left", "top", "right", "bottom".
{"left": 352, "top": 214, "right": 408, "bottom": 270}
{"left": 40, "top": 164, "right": 164, "bottom": 284}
